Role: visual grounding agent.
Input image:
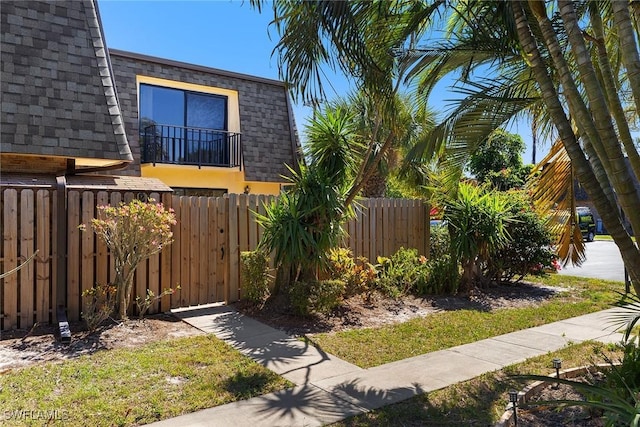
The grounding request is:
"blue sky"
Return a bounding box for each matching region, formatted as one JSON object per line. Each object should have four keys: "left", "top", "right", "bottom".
{"left": 98, "top": 0, "right": 538, "bottom": 163}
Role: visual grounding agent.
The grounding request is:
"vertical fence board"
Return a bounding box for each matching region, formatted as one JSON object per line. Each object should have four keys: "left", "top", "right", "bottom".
{"left": 180, "top": 197, "right": 191, "bottom": 307}
{"left": 19, "top": 190, "right": 35, "bottom": 328}
{"left": 170, "top": 196, "right": 182, "bottom": 308}
{"left": 216, "top": 197, "right": 227, "bottom": 302}
{"left": 160, "top": 193, "right": 173, "bottom": 312}
{"left": 108, "top": 193, "right": 122, "bottom": 286}
{"left": 198, "top": 197, "right": 209, "bottom": 305}
{"left": 247, "top": 195, "right": 258, "bottom": 251}
{"left": 376, "top": 199, "right": 384, "bottom": 258}
{"left": 66, "top": 191, "right": 80, "bottom": 322}
{"left": 256, "top": 195, "right": 266, "bottom": 246}
{"left": 95, "top": 192, "right": 109, "bottom": 290}
{"left": 368, "top": 199, "right": 377, "bottom": 261}
{"left": 228, "top": 194, "right": 239, "bottom": 302}
{"left": 187, "top": 197, "right": 199, "bottom": 306}
{"left": 80, "top": 192, "right": 95, "bottom": 322}
{"left": 238, "top": 194, "right": 249, "bottom": 253}
{"left": 3, "top": 189, "right": 18, "bottom": 330}
{"left": 207, "top": 198, "right": 218, "bottom": 301}
{"left": 362, "top": 201, "right": 370, "bottom": 260}
{"left": 35, "top": 190, "right": 51, "bottom": 324}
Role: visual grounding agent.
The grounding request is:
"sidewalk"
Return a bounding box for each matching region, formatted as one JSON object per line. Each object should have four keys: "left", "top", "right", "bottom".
{"left": 148, "top": 305, "right": 624, "bottom": 427}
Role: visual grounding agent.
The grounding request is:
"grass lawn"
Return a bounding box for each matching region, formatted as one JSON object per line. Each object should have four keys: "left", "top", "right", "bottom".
{"left": 331, "top": 340, "right": 622, "bottom": 426}
{"left": 0, "top": 335, "right": 291, "bottom": 426}
{"left": 595, "top": 234, "right": 636, "bottom": 242}
{"left": 307, "top": 275, "right": 626, "bottom": 368}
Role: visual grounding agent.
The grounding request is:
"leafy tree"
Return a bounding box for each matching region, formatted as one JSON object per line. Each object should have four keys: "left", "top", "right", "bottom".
{"left": 253, "top": 0, "right": 640, "bottom": 294}
{"left": 404, "top": 1, "right": 640, "bottom": 290}
{"left": 467, "top": 129, "right": 531, "bottom": 190}
{"left": 484, "top": 190, "right": 557, "bottom": 283}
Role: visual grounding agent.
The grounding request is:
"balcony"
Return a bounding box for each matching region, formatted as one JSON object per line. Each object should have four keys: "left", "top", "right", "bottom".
{"left": 141, "top": 124, "right": 242, "bottom": 168}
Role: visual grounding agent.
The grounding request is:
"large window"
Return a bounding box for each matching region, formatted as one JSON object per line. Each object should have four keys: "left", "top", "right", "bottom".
{"left": 140, "top": 84, "right": 237, "bottom": 166}
{"left": 140, "top": 84, "right": 227, "bottom": 131}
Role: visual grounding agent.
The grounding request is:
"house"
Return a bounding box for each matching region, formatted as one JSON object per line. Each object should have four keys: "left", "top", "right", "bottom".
{"left": 109, "top": 50, "right": 302, "bottom": 196}
{"left": 1, "top": 0, "right": 301, "bottom": 332}
{"left": 2, "top": 1, "right": 301, "bottom": 196}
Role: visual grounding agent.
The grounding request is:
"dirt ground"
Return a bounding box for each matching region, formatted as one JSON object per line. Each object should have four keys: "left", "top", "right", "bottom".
{"left": 518, "top": 371, "right": 608, "bottom": 426}
{"left": 0, "top": 313, "right": 203, "bottom": 371}
{"left": 235, "top": 281, "right": 564, "bottom": 336}
{"left": 0, "top": 281, "right": 563, "bottom": 372}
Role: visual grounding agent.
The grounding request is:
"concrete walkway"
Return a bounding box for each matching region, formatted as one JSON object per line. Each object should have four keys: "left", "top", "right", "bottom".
{"left": 148, "top": 305, "right": 625, "bottom": 427}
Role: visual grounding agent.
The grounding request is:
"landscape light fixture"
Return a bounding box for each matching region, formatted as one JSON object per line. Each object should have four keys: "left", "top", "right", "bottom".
{"left": 509, "top": 390, "right": 519, "bottom": 426}
{"left": 553, "top": 358, "right": 562, "bottom": 377}
{"left": 553, "top": 358, "right": 562, "bottom": 389}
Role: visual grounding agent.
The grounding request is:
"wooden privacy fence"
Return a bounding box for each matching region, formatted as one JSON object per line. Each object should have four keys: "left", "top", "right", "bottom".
{"left": 0, "top": 189, "right": 428, "bottom": 331}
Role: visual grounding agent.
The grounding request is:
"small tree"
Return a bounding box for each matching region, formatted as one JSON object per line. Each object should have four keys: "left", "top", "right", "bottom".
{"left": 90, "top": 198, "right": 176, "bottom": 320}
{"left": 444, "top": 183, "right": 514, "bottom": 292}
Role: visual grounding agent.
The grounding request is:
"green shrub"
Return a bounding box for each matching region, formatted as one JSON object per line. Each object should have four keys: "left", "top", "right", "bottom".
{"left": 483, "top": 191, "right": 557, "bottom": 283}
{"left": 240, "top": 251, "right": 271, "bottom": 305}
{"left": 429, "top": 224, "right": 451, "bottom": 260}
{"left": 377, "top": 247, "right": 429, "bottom": 297}
{"left": 327, "top": 247, "right": 378, "bottom": 299}
{"left": 422, "top": 255, "right": 460, "bottom": 295}
{"left": 603, "top": 340, "right": 640, "bottom": 414}
{"left": 288, "top": 280, "right": 346, "bottom": 316}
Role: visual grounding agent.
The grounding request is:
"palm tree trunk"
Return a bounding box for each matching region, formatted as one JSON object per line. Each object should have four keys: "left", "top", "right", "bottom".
{"left": 557, "top": 0, "right": 640, "bottom": 238}
{"left": 514, "top": 1, "right": 640, "bottom": 292}
{"left": 612, "top": 1, "right": 640, "bottom": 120}
{"left": 589, "top": 4, "right": 640, "bottom": 182}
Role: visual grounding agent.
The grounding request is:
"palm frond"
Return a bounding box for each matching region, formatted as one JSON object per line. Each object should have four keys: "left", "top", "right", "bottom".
{"left": 529, "top": 140, "right": 585, "bottom": 266}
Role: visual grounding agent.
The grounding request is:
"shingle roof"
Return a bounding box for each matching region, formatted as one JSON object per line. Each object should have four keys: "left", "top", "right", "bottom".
{"left": 1, "top": 172, "right": 172, "bottom": 192}
{"left": 0, "top": 0, "right": 133, "bottom": 166}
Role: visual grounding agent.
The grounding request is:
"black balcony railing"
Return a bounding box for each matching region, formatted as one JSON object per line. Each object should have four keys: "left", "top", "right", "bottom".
{"left": 141, "top": 124, "right": 242, "bottom": 168}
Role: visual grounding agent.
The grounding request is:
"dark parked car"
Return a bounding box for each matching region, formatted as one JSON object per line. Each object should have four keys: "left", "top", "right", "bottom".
{"left": 576, "top": 206, "right": 596, "bottom": 242}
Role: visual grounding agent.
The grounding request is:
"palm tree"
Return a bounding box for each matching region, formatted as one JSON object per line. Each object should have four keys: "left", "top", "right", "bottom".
{"left": 251, "top": 0, "right": 640, "bottom": 293}
{"left": 251, "top": 0, "right": 442, "bottom": 206}
{"left": 404, "top": 1, "right": 640, "bottom": 290}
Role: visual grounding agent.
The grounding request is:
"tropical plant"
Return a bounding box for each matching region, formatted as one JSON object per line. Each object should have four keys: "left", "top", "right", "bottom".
{"left": 326, "top": 247, "right": 379, "bottom": 300}
{"left": 257, "top": 164, "right": 348, "bottom": 286}
{"left": 252, "top": 0, "right": 442, "bottom": 207}
{"left": 444, "top": 183, "right": 514, "bottom": 292}
{"left": 377, "top": 247, "right": 430, "bottom": 297}
{"left": 252, "top": 0, "right": 640, "bottom": 294}
{"left": 404, "top": 1, "right": 640, "bottom": 290}
{"left": 88, "top": 199, "right": 176, "bottom": 319}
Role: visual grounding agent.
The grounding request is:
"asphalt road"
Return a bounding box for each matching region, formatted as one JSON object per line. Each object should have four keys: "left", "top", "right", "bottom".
{"left": 557, "top": 240, "right": 626, "bottom": 282}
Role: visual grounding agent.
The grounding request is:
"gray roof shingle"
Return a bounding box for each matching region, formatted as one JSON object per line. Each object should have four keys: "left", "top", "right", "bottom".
{"left": 1, "top": 0, "right": 133, "bottom": 166}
